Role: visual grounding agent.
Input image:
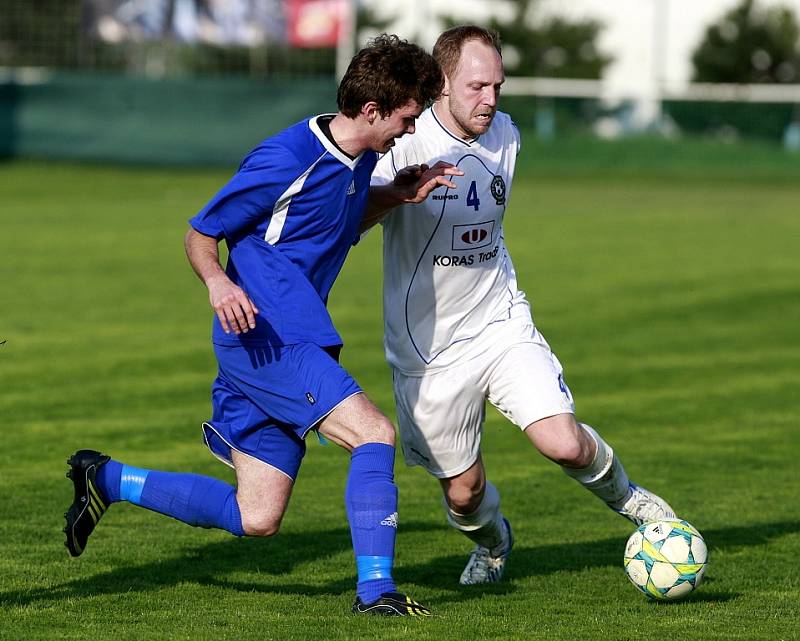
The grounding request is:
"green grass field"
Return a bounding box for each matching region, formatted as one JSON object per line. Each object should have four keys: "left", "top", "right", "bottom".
{"left": 1, "top": 138, "right": 799, "bottom": 641}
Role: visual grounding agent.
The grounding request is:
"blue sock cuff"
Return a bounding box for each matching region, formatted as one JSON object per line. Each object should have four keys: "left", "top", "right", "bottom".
{"left": 120, "top": 465, "right": 150, "bottom": 504}
{"left": 96, "top": 459, "right": 123, "bottom": 503}
{"left": 351, "top": 443, "right": 395, "bottom": 474}
{"left": 356, "top": 556, "right": 394, "bottom": 581}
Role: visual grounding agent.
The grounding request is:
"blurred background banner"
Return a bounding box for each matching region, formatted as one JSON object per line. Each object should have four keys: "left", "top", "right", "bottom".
{"left": 1, "top": 0, "right": 800, "bottom": 163}
{"left": 84, "top": 0, "right": 286, "bottom": 45}
{"left": 285, "top": 0, "right": 346, "bottom": 48}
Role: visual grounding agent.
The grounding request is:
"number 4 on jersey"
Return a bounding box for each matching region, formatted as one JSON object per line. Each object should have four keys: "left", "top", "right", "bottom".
{"left": 466, "top": 181, "right": 481, "bottom": 211}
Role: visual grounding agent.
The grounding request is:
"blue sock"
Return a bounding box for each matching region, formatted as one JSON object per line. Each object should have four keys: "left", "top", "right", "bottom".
{"left": 95, "top": 459, "right": 244, "bottom": 536}
{"left": 345, "top": 443, "right": 398, "bottom": 603}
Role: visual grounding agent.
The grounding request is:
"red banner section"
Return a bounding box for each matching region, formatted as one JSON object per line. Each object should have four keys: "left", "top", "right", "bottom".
{"left": 285, "top": 0, "right": 346, "bottom": 48}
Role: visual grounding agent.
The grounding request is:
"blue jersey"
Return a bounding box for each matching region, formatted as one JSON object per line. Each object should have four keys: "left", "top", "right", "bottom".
{"left": 190, "top": 116, "right": 377, "bottom": 347}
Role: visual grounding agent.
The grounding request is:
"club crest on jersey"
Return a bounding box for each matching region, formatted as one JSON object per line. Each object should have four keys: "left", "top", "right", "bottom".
{"left": 490, "top": 175, "right": 506, "bottom": 205}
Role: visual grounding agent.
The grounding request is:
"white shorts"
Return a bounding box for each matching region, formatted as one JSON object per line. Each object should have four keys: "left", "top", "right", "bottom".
{"left": 392, "top": 314, "right": 576, "bottom": 478}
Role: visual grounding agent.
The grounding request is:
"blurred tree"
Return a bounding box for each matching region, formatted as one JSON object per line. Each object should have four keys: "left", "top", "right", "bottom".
{"left": 692, "top": 0, "right": 800, "bottom": 83}
{"left": 488, "top": 1, "right": 611, "bottom": 79}
{"left": 0, "top": 0, "right": 83, "bottom": 67}
{"left": 357, "top": 0, "right": 611, "bottom": 79}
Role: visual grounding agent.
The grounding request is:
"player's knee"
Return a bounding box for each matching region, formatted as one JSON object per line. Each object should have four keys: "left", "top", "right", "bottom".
{"left": 529, "top": 416, "right": 595, "bottom": 468}
{"left": 353, "top": 415, "right": 396, "bottom": 448}
{"left": 550, "top": 436, "right": 593, "bottom": 468}
{"left": 373, "top": 417, "right": 396, "bottom": 446}
{"left": 240, "top": 511, "right": 282, "bottom": 537}
{"left": 446, "top": 484, "right": 483, "bottom": 515}
{"left": 547, "top": 430, "right": 596, "bottom": 469}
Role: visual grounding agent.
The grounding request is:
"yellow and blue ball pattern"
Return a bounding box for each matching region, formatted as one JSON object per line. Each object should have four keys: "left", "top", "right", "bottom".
{"left": 624, "top": 519, "right": 708, "bottom": 601}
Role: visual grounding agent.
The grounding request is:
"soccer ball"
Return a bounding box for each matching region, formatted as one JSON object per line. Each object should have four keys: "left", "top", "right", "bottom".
{"left": 624, "top": 519, "right": 708, "bottom": 601}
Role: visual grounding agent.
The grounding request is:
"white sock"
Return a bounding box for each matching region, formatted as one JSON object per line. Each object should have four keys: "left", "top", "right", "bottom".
{"left": 445, "top": 481, "right": 507, "bottom": 552}
{"left": 562, "top": 424, "right": 630, "bottom": 506}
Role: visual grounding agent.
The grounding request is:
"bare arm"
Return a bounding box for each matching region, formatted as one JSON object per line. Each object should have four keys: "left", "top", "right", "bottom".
{"left": 361, "top": 161, "right": 464, "bottom": 233}
{"left": 184, "top": 227, "right": 259, "bottom": 335}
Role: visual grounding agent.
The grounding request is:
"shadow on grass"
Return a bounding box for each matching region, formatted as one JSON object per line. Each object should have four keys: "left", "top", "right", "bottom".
{"left": 403, "top": 519, "right": 798, "bottom": 605}
{"left": 642, "top": 588, "right": 740, "bottom": 606}
{"left": 0, "top": 521, "right": 437, "bottom": 607}
{"left": 1, "top": 519, "right": 795, "bottom": 607}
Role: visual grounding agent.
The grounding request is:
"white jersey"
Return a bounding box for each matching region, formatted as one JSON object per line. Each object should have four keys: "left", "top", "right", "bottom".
{"left": 372, "top": 106, "right": 527, "bottom": 375}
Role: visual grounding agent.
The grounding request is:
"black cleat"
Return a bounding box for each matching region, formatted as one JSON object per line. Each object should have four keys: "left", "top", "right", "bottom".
{"left": 352, "top": 592, "right": 432, "bottom": 617}
{"left": 64, "top": 449, "right": 111, "bottom": 557}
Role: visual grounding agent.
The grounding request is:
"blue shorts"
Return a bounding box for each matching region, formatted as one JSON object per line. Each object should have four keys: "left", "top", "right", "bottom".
{"left": 202, "top": 342, "right": 362, "bottom": 481}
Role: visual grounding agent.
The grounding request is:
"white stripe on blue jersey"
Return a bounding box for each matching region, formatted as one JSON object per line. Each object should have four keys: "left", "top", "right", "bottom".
{"left": 265, "top": 152, "right": 326, "bottom": 245}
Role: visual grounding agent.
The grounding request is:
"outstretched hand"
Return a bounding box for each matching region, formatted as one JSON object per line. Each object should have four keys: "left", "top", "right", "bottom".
{"left": 393, "top": 161, "right": 464, "bottom": 204}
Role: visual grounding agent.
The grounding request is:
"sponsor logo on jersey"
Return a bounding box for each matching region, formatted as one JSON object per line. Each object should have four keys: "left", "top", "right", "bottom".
{"left": 433, "top": 245, "right": 499, "bottom": 266}
{"left": 346, "top": 180, "right": 356, "bottom": 196}
{"left": 306, "top": 392, "right": 316, "bottom": 404}
{"left": 452, "top": 221, "right": 494, "bottom": 251}
{"left": 491, "top": 175, "right": 506, "bottom": 205}
{"left": 463, "top": 228, "right": 487, "bottom": 244}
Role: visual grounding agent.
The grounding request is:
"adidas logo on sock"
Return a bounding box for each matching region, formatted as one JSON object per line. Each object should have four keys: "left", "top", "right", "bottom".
{"left": 380, "top": 512, "right": 398, "bottom": 528}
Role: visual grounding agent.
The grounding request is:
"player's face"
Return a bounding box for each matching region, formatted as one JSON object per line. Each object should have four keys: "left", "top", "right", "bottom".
{"left": 371, "top": 100, "right": 422, "bottom": 152}
{"left": 442, "top": 40, "right": 505, "bottom": 139}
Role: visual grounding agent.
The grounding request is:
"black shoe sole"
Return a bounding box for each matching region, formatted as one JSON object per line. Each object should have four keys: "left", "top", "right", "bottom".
{"left": 63, "top": 449, "right": 110, "bottom": 557}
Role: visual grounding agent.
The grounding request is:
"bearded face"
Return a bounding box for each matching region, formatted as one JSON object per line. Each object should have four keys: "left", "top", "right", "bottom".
{"left": 440, "top": 40, "right": 505, "bottom": 140}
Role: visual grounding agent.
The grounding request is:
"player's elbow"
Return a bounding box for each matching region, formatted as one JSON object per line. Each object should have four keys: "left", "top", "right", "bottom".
{"left": 184, "top": 226, "right": 201, "bottom": 251}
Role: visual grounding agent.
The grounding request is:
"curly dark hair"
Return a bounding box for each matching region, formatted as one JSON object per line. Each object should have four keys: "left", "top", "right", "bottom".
{"left": 337, "top": 34, "right": 443, "bottom": 118}
{"left": 433, "top": 26, "right": 502, "bottom": 79}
